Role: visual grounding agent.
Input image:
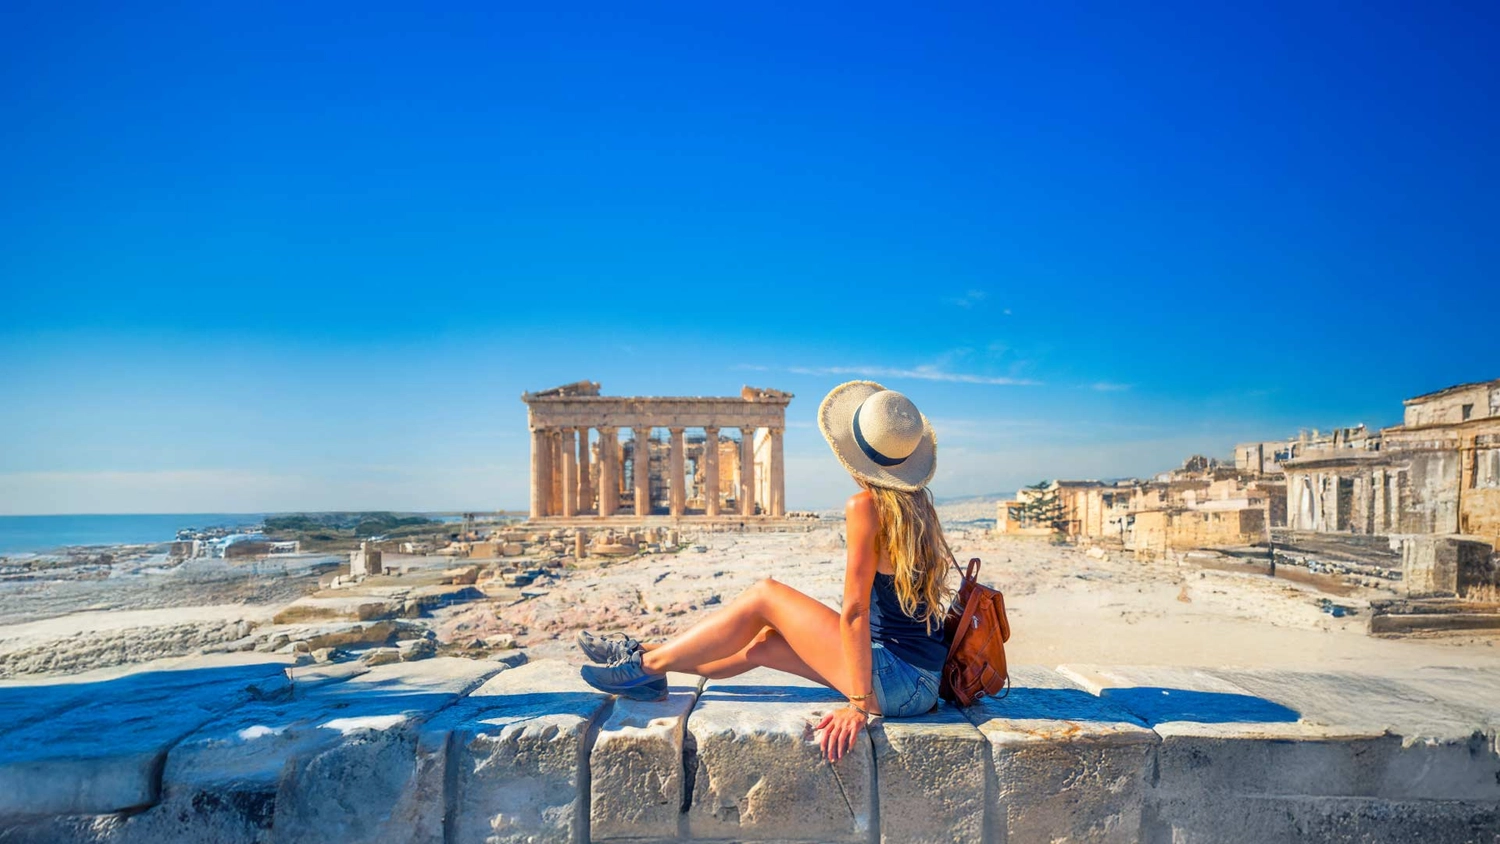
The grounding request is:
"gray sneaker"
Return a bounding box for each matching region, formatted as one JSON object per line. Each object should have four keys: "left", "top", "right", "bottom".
{"left": 576, "top": 630, "right": 643, "bottom": 665}
{"left": 580, "top": 651, "right": 667, "bottom": 701}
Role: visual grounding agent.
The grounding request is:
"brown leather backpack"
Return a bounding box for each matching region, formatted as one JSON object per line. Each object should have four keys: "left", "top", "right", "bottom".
{"left": 939, "top": 557, "right": 1011, "bottom": 707}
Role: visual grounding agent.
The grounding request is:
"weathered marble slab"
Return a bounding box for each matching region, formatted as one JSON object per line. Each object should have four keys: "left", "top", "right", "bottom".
{"left": 685, "top": 667, "right": 873, "bottom": 843}
{"left": 869, "top": 700, "right": 988, "bottom": 844}
{"left": 108, "top": 657, "right": 498, "bottom": 844}
{"left": 0, "top": 656, "right": 293, "bottom": 818}
{"left": 442, "top": 659, "right": 612, "bottom": 844}
{"left": 1059, "top": 664, "right": 1412, "bottom": 844}
{"left": 1383, "top": 664, "right": 1500, "bottom": 732}
{"left": 1142, "top": 794, "right": 1500, "bottom": 844}
{"left": 965, "top": 665, "right": 1158, "bottom": 844}
{"left": 1207, "top": 668, "right": 1500, "bottom": 802}
{"left": 589, "top": 672, "right": 704, "bottom": 842}
{"left": 1058, "top": 664, "right": 1382, "bottom": 790}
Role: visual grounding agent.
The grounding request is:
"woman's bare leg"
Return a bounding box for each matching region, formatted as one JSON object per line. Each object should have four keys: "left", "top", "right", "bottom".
{"left": 639, "top": 580, "right": 785, "bottom": 672}
{"left": 641, "top": 578, "right": 868, "bottom": 702}
{"left": 690, "top": 627, "right": 828, "bottom": 684}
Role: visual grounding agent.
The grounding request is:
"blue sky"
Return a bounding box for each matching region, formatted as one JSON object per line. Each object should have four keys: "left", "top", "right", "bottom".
{"left": 2, "top": 2, "right": 1498, "bottom": 514}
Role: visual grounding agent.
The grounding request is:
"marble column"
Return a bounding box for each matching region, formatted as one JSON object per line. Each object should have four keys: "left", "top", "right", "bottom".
{"left": 633, "top": 427, "right": 653, "bottom": 517}
{"left": 739, "top": 427, "right": 756, "bottom": 516}
{"left": 599, "top": 427, "right": 619, "bottom": 517}
{"left": 549, "top": 431, "right": 564, "bottom": 516}
{"left": 577, "top": 428, "right": 593, "bottom": 515}
{"left": 768, "top": 426, "right": 786, "bottom": 517}
{"left": 529, "top": 428, "right": 549, "bottom": 518}
{"left": 1389, "top": 472, "right": 1403, "bottom": 532}
{"left": 560, "top": 428, "right": 578, "bottom": 518}
{"left": 703, "top": 427, "right": 720, "bottom": 516}
{"left": 669, "top": 427, "right": 686, "bottom": 517}
{"left": 1373, "top": 469, "right": 1387, "bottom": 533}
{"left": 616, "top": 435, "right": 627, "bottom": 502}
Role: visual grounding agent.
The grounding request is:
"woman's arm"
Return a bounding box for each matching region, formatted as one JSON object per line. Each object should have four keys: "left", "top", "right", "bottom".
{"left": 818, "top": 490, "right": 879, "bottom": 762}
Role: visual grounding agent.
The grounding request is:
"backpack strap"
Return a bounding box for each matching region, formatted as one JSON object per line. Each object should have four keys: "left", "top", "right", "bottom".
{"left": 948, "top": 555, "right": 980, "bottom": 582}
{"left": 944, "top": 584, "right": 983, "bottom": 662}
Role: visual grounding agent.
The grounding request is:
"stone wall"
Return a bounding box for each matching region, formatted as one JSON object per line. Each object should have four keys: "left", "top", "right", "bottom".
{"left": 1133, "top": 507, "right": 1265, "bottom": 558}
{"left": 4, "top": 655, "right": 1498, "bottom": 843}
{"left": 1403, "top": 535, "right": 1500, "bottom": 598}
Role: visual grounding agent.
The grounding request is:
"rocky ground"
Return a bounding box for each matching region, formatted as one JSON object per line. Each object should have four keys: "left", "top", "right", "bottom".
{"left": 1, "top": 509, "right": 1498, "bottom": 681}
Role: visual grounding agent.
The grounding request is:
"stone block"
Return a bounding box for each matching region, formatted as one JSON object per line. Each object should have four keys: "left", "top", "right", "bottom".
{"left": 1139, "top": 794, "right": 1500, "bottom": 844}
{"left": 396, "top": 638, "right": 436, "bottom": 661}
{"left": 360, "top": 647, "right": 401, "bottom": 667}
{"left": 102, "top": 657, "right": 498, "bottom": 844}
{"left": 685, "top": 667, "right": 873, "bottom": 843}
{"left": 1401, "top": 534, "right": 1494, "bottom": 597}
{"left": 1058, "top": 665, "right": 1373, "bottom": 798}
{"left": 869, "top": 701, "right": 988, "bottom": 844}
{"left": 1369, "top": 611, "right": 1500, "bottom": 634}
{"left": 965, "top": 665, "right": 1158, "bottom": 844}
{"left": 350, "top": 546, "right": 382, "bottom": 577}
{"left": 442, "top": 659, "right": 612, "bottom": 844}
{"left": 491, "top": 651, "right": 529, "bottom": 669}
{"left": 272, "top": 596, "right": 402, "bottom": 624}
{"left": 297, "top": 621, "right": 400, "bottom": 650}
{"left": 1208, "top": 668, "right": 1500, "bottom": 801}
{"left": 0, "top": 656, "right": 293, "bottom": 818}
{"left": 405, "top": 584, "right": 483, "bottom": 613}
{"left": 1057, "top": 664, "right": 1457, "bottom": 844}
{"left": 589, "top": 673, "right": 704, "bottom": 841}
{"left": 1403, "top": 535, "right": 1459, "bottom": 596}
{"left": 442, "top": 565, "right": 480, "bottom": 585}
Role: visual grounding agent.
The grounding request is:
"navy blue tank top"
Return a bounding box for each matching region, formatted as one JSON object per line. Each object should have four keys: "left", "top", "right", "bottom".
{"left": 869, "top": 572, "right": 947, "bottom": 672}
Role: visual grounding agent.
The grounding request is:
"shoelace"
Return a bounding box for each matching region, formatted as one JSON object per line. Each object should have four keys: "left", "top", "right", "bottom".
{"left": 606, "top": 640, "right": 641, "bottom": 666}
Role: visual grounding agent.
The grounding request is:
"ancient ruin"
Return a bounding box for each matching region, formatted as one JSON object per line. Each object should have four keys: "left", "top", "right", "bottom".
{"left": 522, "top": 381, "right": 793, "bottom": 520}
{"left": 996, "top": 459, "right": 1283, "bottom": 557}
{"left": 997, "top": 378, "right": 1500, "bottom": 631}
{"left": 1277, "top": 379, "right": 1500, "bottom": 546}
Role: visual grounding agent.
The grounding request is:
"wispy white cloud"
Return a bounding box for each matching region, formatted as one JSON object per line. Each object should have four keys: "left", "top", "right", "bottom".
{"left": 786, "top": 365, "right": 1042, "bottom": 387}
{"left": 944, "top": 290, "right": 988, "bottom": 309}
{"left": 1088, "top": 382, "right": 1133, "bottom": 392}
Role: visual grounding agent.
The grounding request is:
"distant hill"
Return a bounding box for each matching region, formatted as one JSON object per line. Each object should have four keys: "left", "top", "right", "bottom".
{"left": 263, "top": 512, "right": 441, "bottom": 549}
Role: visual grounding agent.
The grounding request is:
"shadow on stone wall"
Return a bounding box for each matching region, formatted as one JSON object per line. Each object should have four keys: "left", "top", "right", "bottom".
{"left": 693, "top": 681, "right": 1300, "bottom": 727}
{"left": 1096, "top": 687, "right": 1299, "bottom": 725}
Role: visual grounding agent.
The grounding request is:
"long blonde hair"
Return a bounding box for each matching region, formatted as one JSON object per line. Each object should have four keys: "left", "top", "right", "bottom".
{"left": 863, "top": 482, "right": 953, "bottom": 632}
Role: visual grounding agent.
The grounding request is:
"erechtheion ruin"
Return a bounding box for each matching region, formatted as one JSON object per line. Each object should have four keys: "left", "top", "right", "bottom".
{"left": 522, "top": 381, "right": 792, "bottom": 520}
{"left": 1278, "top": 379, "right": 1500, "bottom": 546}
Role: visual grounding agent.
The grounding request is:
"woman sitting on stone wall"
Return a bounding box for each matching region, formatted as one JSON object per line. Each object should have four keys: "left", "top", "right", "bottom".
{"left": 577, "top": 381, "right": 951, "bottom": 762}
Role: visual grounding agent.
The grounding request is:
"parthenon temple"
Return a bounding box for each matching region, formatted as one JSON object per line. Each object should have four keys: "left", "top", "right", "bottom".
{"left": 522, "top": 382, "right": 793, "bottom": 520}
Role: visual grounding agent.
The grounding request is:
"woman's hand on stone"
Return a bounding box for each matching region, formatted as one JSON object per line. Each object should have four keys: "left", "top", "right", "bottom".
{"left": 815, "top": 704, "right": 867, "bottom": 762}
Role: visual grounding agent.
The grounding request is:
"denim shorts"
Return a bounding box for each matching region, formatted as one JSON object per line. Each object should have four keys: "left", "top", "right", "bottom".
{"left": 871, "top": 641, "right": 940, "bottom": 717}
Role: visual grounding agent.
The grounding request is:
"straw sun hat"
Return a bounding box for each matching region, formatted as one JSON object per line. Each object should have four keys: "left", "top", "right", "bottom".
{"left": 818, "top": 381, "right": 937, "bottom": 492}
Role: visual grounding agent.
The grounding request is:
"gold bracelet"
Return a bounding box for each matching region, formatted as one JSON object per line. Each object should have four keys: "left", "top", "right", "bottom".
{"left": 848, "top": 692, "right": 871, "bottom": 701}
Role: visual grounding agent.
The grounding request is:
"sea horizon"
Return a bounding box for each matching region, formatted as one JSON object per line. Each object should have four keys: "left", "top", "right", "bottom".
{"left": 0, "top": 513, "right": 270, "bottom": 556}
{"left": 0, "top": 511, "right": 488, "bottom": 556}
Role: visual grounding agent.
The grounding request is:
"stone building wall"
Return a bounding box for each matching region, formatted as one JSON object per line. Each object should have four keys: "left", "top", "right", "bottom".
{"left": 1132, "top": 507, "right": 1266, "bottom": 558}
{"left": 1462, "top": 435, "right": 1500, "bottom": 544}
{"left": 1283, "top": 378, "right": 1500, "bottom": 547}
{"left": 1403, "top": 381, "right": 1500, "bottom": 427}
